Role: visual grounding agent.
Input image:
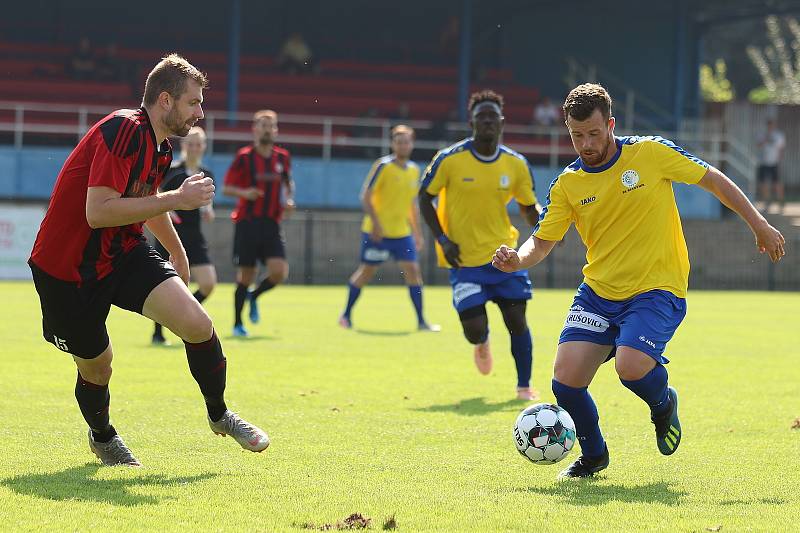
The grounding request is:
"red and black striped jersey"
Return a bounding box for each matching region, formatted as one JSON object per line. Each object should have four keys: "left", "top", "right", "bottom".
{"left": 224, "top": 145, "right": 291, "bottom": 223}
{"left": 30, "top": 107, "right": 172, "bottom": 284}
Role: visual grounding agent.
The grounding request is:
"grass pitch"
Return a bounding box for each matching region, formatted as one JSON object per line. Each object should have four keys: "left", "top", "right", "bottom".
{"left": 0, "top": 281, "right": 798, "bottom": 532}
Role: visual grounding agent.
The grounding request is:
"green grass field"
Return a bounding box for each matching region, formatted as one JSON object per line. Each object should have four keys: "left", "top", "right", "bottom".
{"left": 0, "top": 281, "right": 798, "bottom": 532}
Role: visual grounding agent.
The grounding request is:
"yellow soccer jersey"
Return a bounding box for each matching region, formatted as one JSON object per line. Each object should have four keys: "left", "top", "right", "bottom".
{"left": 422, "top": 139, "right": 538, "bottom": 268}
{"left": 534, "top": 136, "right": 709, "bottom": 300}
{"left": 361, "top": 155, "right": 420, "bottom": 238}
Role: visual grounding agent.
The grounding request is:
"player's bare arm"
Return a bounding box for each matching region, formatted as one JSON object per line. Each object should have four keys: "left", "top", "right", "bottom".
{"left": 409, "top": 201, "right": 424, "bottom": 251}
{"left": 519, "top": 202, "right": 542, "bottom": 227}
{"left": 696, "top": 166, "right": 786, "bottom": 262}
{"left": 361, "top": 184, "right": 383, "bottom": 241}
{"left": 86, "top": 173, "right": 214, "bottom": 228}
{"left": 222, "top": 183, "right": 263, "bottom": 201}
{"left": 145, "top": 212, "right": 190, "bottom": 284}
{"left": 492, "top": 236, "right": 557, "bottom": 272}
{"left": 419, "top": 189, "right": 461, "bottom": 267}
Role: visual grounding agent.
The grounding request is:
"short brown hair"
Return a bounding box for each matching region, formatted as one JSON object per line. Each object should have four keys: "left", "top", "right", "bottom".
{"left": 253, "top": 109, "right": 278, "bottom": 122}
{"left": 468, "top": 89, "right": 504, "bottom": 113}
{"left": 142, "top": 54, "right": 207, "bottom": 107}
{"left": 563, "top": 83, "right": 612, "bottom": 121}
{"left": 391, "top": 124, "right": 415, "bottom": 140}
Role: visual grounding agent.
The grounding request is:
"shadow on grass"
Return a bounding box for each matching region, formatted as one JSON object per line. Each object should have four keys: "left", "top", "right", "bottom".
{"left": 520, "top": 479, "right": 687, "bottom": 506}
{"left": 353, "top": 328, "right": 412, "bottom": 337}
{"left": 719, "top": 497, "right": 787, "bottom": 506}
{"left": 1, "top": 463, "right": 216, "bottom": 506}
{"left": 413, "top": 396, "right": 523, "bottom": 416}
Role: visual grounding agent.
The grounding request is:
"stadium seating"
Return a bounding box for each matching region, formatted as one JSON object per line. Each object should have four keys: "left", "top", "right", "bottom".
{"left": 0, "top": 40, "right": 539, "bottom": 124}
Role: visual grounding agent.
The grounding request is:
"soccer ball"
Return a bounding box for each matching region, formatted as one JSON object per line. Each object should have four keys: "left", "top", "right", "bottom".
{"left": 513, "top": 403, "right": 576, "bottom": 464}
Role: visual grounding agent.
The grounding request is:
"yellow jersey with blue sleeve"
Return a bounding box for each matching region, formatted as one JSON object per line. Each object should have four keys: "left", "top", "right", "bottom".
{"left": 422, "top": 138, "right": 538, "bottom": 268}
{"left": 361, "top": 155, "right": 420, "bottom": 238}
{"left": 534, "top": 136, "right": 709, "bottom": 300}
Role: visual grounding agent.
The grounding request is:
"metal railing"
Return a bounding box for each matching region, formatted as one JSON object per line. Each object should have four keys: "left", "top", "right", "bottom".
{"left": 0, "top": 100, "right": 756, "bottom": 190}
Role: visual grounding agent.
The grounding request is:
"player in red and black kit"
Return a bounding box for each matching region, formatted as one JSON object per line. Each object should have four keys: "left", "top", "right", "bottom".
{"left": 28, "top": 54, "right": 269, "bottom": 467}
{"left": 223, "top": 109, "right": 295, "bottom": 337}
{"left": 151, "top": 126, "right": 218, "bottom": 345}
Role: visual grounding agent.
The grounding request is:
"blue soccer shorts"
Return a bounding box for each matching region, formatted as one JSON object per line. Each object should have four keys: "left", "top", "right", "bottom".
{"left": 360, "top": 233, "right": 417, "bottom": 265}
{"left": 559, "top": 283, "right": 687, "bottom": 364}
{"left": 449, "top": 263, "right": 532, "bottom": 313}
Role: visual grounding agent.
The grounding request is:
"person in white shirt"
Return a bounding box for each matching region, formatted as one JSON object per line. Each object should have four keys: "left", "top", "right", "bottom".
{"left": 532, "top": 97, "right": 561, "bottom": 127}
{"left": 757, "top": 119, "right": 786, "bottom": 210}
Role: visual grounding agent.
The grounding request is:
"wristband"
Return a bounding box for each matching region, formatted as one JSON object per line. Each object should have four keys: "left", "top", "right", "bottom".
{"left": 436, "top": 234, "right": 450, "bottom": 245}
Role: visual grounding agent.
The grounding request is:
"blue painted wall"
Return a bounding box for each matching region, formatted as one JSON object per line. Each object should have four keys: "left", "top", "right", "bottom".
{"left": 0, "top": 146, "right": 720, "bottom": 218}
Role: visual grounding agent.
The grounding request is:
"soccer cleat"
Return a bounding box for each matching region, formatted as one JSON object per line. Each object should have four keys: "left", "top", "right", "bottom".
{"left": 516, "top": 387, "right": 540, "bottom": 401}
{"left": 88, "top": 430, "right": 141, "bottom": 467}
{"left": 248, "top": 292, "right": 260, "bottom": 324}
{"left": 232, "top": 324, "right": 249, "bottom": 337}
{"left": 209, "top": 410, "right": 270, "bottom": 452}
{"left": 558, "top": 446, "right": 609, "bottom": 479}
{"left": 652, "top": 386, "right": 681, "bottom": 455}
{"left": 473, "top": 340, "right": 493, "bottom": 375}
{"left": 418, "top": 322, "right": 441, "bottom": 332}
{"left": 338, "top": 315, "right": 352, "bottom": 329}
{"left": 151, "top": 333, "right": 170, "bottom": 346}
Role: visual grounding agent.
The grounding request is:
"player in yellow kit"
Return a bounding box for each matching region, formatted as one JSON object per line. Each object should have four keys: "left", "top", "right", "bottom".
{"left": 419, "top": 90, "right": 542, "bottom": 400}
{"left": 339, "top": 125, "right": 438, "bottom": 331}
{"left": 493, "top": 83, "right": 786, "bottom": 478}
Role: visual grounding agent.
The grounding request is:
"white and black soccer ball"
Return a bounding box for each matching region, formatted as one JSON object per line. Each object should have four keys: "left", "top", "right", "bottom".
{"left": 513, "top": 403, "right": 576, "bottom": 464}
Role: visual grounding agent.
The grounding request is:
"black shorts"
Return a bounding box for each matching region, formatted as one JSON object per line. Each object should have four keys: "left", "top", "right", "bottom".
{"left": 233, "top": 218, "right": 286, "bottom": 267}
{"left": 154, "top": 227, "right": 212, "bottom": 266}
{"left": 29, "top": 243, "right": 178, "bottom": 359}
{"left": 757, "top": 165, "right": 779, "bottom": 183}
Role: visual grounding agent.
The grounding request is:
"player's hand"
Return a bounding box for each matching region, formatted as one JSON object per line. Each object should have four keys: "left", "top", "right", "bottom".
{"left": 492, "top": 244, "right": 522, "bottom": 272}
{"left": 754, "top": 221, "right": 786, "bottom": 263}
{"left": 283, "top": 198, "right": 296, "bottom": 219}
{"left": 442, "top": 239, "right": 461, "bottom": 268}
{"left": 169, "top": 250, "right": 191, "bottom": 285}
{"left": 369, "top": 225, "right": 384, "bottom": 243}
{"left": 414, "top": 232, "right": 424, "bottom": 251}
{"left": 176, "top": 172, "right": 214, "bottom": 210}
{"left": 242, "top": 187, "right": 264, "bottom": 201}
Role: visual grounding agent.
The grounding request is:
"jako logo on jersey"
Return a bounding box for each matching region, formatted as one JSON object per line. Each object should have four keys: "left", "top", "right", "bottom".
{"left": 564, "top": 310, "right": 609, "bottom": 332}
{"left": 638, "top": 335, "right": 657, "bottom": 349}
{"left": 580, "top": 196, "right": 596, "bottom": 206}
{"left": 453, "top": 282, "right": 482, "bottom": 305}
{"left": 621, "top": 170, "right": 640, "bottom": 188}
{"left": 499, "top": 175, "right": 510, "bottom": 188}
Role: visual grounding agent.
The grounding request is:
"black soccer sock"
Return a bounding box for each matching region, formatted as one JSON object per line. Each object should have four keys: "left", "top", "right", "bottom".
{"left": 234, "top": 283, "right": 248, "bottom": 326}
{"left": 184, "top": 329, "right": 228, "bottom": 422}
{"left": 251, "top": 278, "right": 275, "bottom": 299}
{"left": 192, "top": 289, "right": 207, "bottom": 305}
{"left": 153, "top": 322, "right": 163, "bottom": 338}
{"left": 75, "top": 372, "right": 117, "bottom": 443}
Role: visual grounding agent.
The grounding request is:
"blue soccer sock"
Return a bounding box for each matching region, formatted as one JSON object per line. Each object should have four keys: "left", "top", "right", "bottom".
{"left": 408, "top": 285, "right": 425, "bottom": 324}
{"left": 343, "top": 283, "right": 362, "bottom": 318}
{"left": 620, "top": 364, "right": 671, "bottom": 416}
{"left": 510, "top": 330, "right": 533, "bottom": 388}
{"left": 552, "top": 379, "right": 606, "bottom": 458}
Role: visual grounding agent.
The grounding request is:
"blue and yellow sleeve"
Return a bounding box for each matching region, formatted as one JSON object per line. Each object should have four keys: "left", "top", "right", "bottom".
{"left": 533, "top": 175, "right": 573, "bottom": 241}
{"left": 648, "top": 137, "right": 709, "bottom": 185}
{"left": 364, "top": 159, "right": 387, "bottom": 190}
{"left": 513, "top": 158, "right": 537, "bottom": 206}
{"left": 421, "top": 150, "right": 449, "bottom": 195}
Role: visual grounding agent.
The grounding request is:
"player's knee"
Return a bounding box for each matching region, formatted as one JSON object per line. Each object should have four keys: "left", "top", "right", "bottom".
{"left": 178, "top": 307, "right": 213, "bottom": 343}
{"left": 80, "top": 362, "right": 112, "bottom": 385}
{"left": 462, "top": 323, "right": 488, "bottom": 345}
{"left": 614, "top": 355, "right": 654, "bottom": 381}
{"left": 198, "top": 280, "right": 215, "bottom": 296}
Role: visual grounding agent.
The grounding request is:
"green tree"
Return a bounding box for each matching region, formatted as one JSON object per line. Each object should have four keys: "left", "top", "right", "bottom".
{"left": 700, "top": 59, "right": 734, "bottom": 102}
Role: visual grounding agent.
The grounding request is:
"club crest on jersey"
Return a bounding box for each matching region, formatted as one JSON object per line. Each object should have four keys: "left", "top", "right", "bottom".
{"left": 275, "top": 162, "right": 284, "bottom": 174}
{"left": 621, "top": 170, "right": 640, "bottom": 188}
{"left": 499, "top": 175, "right": 510, "bottom": 189}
